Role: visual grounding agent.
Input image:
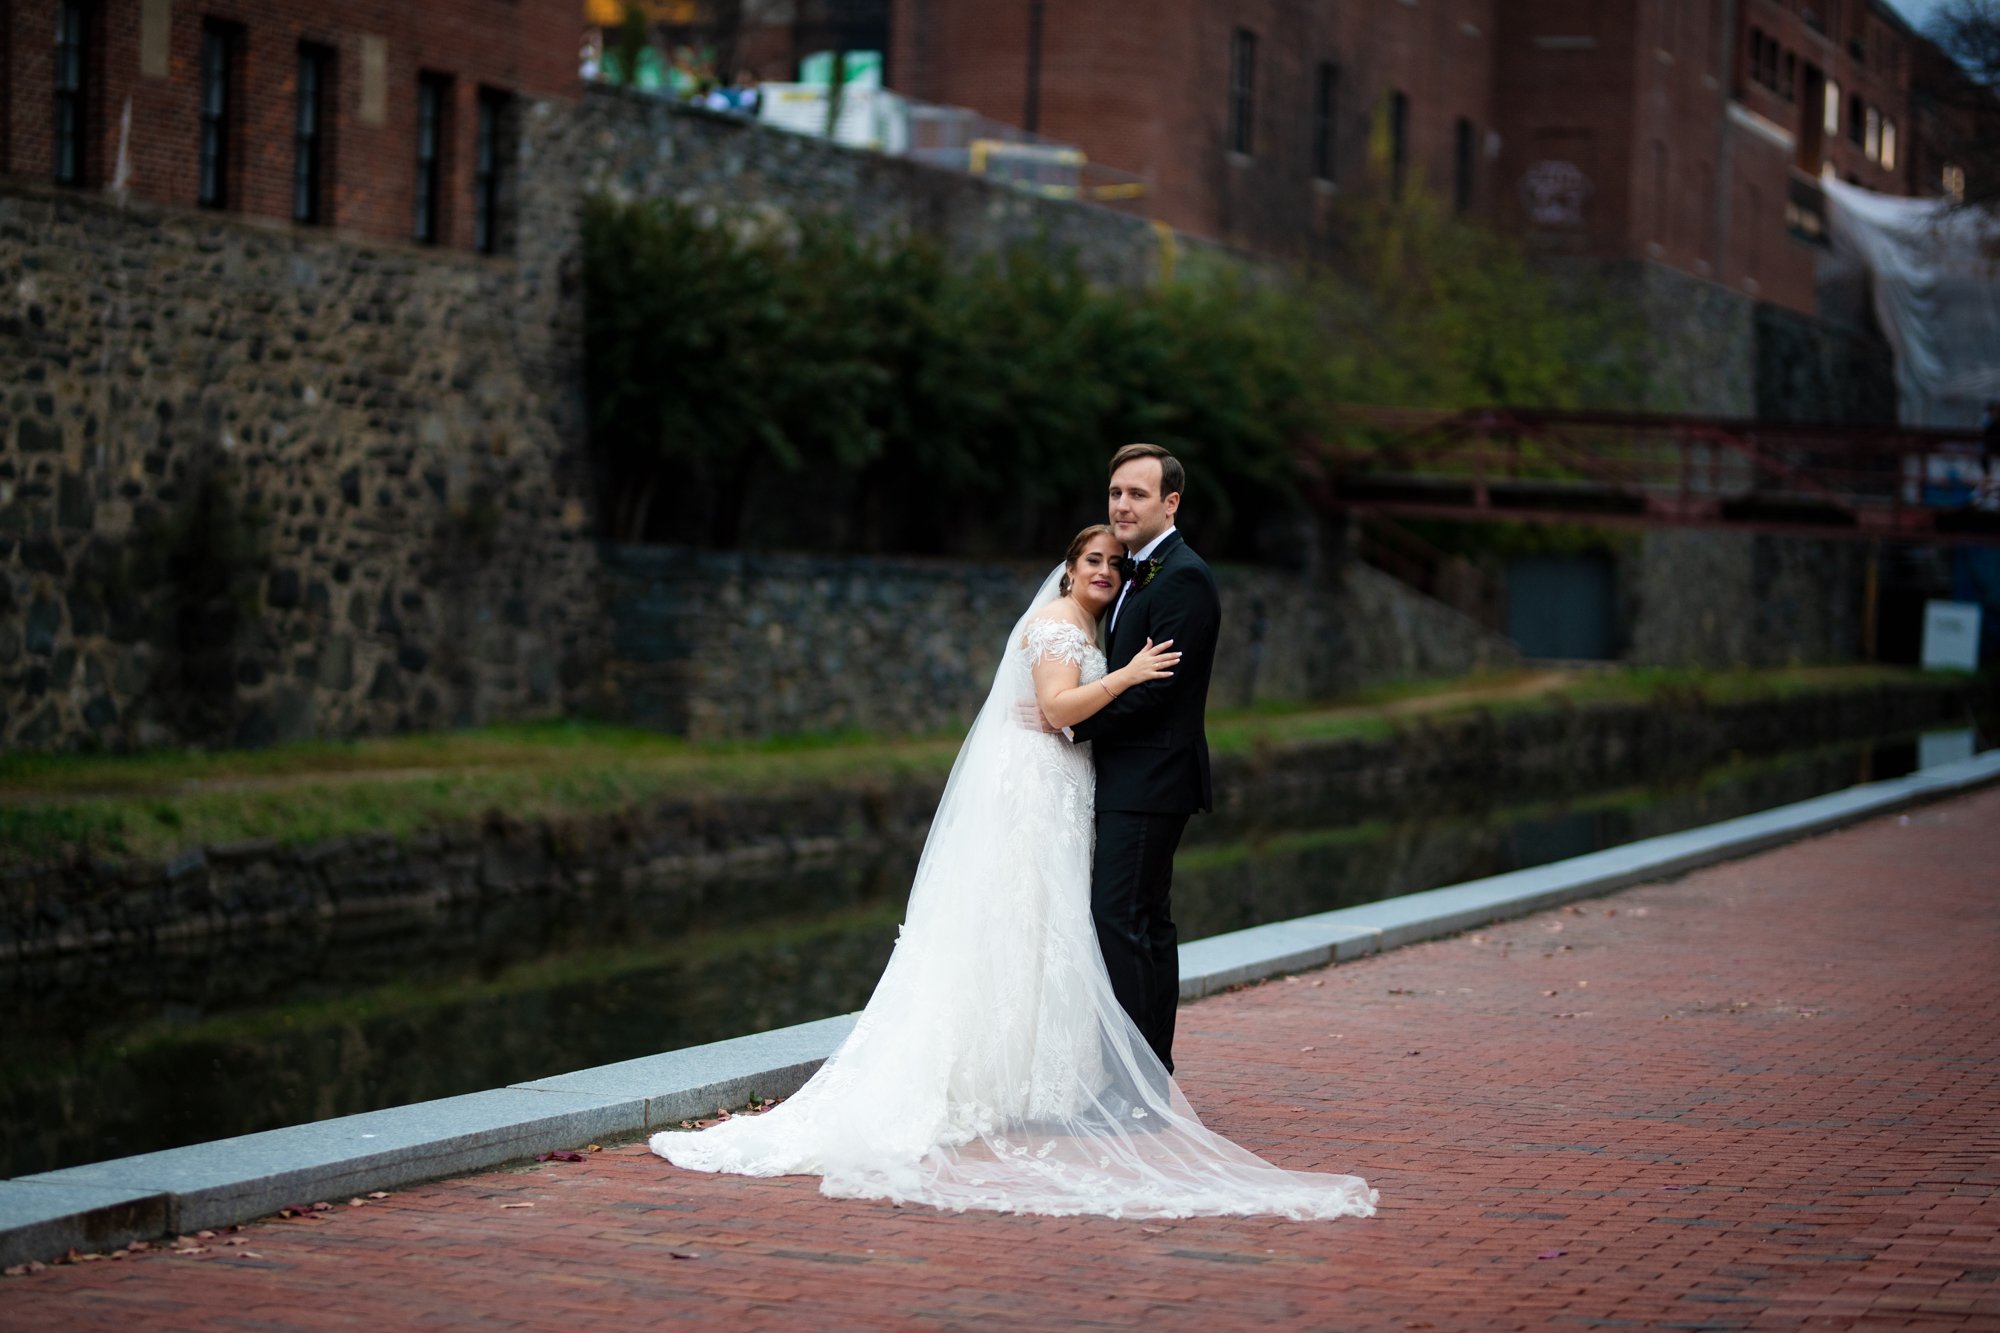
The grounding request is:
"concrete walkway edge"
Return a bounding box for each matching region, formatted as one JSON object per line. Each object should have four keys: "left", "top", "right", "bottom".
{"left": 5, "top": 748, "right": 1996, "bottom": 1267}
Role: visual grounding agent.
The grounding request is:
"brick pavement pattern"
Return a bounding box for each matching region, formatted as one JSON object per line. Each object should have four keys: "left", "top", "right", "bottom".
{"left": 5, "top": 788, "right": 1998, "bottom": 1330}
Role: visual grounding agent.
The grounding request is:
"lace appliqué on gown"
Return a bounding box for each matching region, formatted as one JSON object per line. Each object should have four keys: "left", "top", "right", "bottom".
{"left": 649, "top": 573, "right": 1376, "bottom": 1221}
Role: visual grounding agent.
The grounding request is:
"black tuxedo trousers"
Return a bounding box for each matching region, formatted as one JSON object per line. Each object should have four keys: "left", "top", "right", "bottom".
{"left": 1091, "top": 807, "right": 1187, "bottom": 1072}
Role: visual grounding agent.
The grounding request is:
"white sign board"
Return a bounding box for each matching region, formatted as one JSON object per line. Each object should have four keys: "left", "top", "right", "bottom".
{"left": 1918, "top": 727, "right": 1976, "bottom": 770}
{"left": 1920, "top": 599, "right": 1982, "bottom": 671}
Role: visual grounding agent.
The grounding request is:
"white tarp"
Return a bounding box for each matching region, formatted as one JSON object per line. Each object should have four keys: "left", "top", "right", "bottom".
{"left": 1823, "top": 178, "right": 2000, "bottom": 427}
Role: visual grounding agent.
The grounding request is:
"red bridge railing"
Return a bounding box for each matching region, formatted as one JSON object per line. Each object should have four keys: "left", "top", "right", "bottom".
{"left": 1308, "top": 407, "right": 2000, "bottom": 546}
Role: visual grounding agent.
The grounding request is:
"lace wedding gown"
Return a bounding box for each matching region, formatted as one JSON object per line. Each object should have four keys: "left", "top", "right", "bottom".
{"left": 650, "top": 568, "right": 1377, "bottom": 1221}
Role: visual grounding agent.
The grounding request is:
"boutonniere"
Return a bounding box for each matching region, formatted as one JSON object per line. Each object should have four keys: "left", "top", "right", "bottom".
{"left": 1121, "top": 554, "right": 1163, "bottom": 589}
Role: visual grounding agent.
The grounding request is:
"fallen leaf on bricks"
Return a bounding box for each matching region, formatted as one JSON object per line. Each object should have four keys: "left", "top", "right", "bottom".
{"left": 536, "top": 1151, "right": 587, "bottom": 1163}
{"left": 1536, "top": 1249, "right": 1566, "bottom": 1260}
{"left": 669, "top": 1251, "right": 701, "bottom": 1260}
{"left": 367, "top": 1192, "right": 390, "bottom": 1200}
{"left": 500, "top": 1202, "right": 535, "bottom": 1209}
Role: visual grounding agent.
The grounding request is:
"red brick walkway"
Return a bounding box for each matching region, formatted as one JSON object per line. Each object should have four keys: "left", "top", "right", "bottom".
{"left": 6, "top": 788, "right": 1999, "bottom": 1331}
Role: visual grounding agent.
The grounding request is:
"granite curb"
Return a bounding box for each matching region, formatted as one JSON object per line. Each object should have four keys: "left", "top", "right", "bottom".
{"left": 4, "top": 750, "right": 1995, "bottom": 1267}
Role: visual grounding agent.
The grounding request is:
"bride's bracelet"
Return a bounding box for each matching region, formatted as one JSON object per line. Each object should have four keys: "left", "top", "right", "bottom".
{"left": 1100, "top": 680, "right": 1120, "bottom": 700}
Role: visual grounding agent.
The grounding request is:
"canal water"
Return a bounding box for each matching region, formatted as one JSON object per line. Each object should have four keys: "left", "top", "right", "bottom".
{"left": 0, "top": 725, "right": 1986, "bottom": 1180}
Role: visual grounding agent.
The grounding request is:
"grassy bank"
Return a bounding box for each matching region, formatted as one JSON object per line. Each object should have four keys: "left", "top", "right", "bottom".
{"left": 0, "top": 664, "right": 1964, "bottom": 868}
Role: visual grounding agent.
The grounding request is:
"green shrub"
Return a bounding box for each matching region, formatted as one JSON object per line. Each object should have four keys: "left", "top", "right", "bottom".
{"left": 582, "top": 195, "right": 1646, "bottom": 561}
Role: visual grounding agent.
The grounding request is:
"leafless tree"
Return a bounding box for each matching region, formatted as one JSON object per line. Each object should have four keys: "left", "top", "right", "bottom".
{"left": 1921, "top": 0, "right": 2000, "bottom": 209}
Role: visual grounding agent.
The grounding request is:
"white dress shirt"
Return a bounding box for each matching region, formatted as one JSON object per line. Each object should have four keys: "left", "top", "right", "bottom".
{"left": 1109, "top": 525, "right": 1176, "bottom": 636}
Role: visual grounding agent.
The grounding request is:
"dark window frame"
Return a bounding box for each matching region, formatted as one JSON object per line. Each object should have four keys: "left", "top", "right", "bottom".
{"left": 1453, "top": 116, "right": 1475, "bottom": 213}
{"left": 197, "top": 20, "right": 241, "bottom": 210}
{"left": 473, "top": 86, "right": 510, "bottom": 254}
{"left": 53, "top": 0, "right": 89, "bottom": 187}
{"left": 1227, "top": 28, "right": 1256, "bottom": 157}
{"left": 1848, "top": 92, "right": 1865, "bottom": 144}
{"left": 1311, "top": 61, "right": 1338, "bottom": 182}
{"left": 1388, "top": 89, "right": 1410, "bottom": 197}
{"left": 294, "top": 42, "right": 333, "bottom": 225}
{"left": 414, "top": 71, "right": 451, "bottom": 244}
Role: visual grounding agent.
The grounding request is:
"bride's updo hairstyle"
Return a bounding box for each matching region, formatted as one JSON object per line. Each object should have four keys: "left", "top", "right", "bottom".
{"left": 1058, "top": 524, "right": 1117, "bottom": 598}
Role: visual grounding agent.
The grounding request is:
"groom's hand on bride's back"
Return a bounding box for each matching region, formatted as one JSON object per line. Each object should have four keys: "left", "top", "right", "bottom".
{"left": 1014, "top": 699, "right": 1059, "bottom": 733}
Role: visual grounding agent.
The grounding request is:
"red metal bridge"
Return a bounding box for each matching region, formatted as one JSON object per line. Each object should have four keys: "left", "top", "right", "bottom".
{"left": 1308, "top": 407, "right": 2000, "bottom": 546}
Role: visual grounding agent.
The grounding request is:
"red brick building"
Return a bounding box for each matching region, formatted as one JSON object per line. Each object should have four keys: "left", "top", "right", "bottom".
{"left": 891, "top": 0, "right": 1498, "bottom": 264}
{"left": 888, "top": 0, "right": 1971, "bottom": 317}
{"left": 0, "top": 0, "right": 580, "bottom": 249}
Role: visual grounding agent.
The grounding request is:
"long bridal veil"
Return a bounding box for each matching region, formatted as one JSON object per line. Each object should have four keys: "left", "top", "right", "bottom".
{"left": 650, "top": 566, "right": 1377, "bottom": 1220}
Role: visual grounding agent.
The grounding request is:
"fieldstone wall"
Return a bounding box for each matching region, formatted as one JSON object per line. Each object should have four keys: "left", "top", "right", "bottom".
{"left": 524, "top": 87, "right": 1186, "bottom": 288}
{"left": 599, "top": 543, "right": 1517, "bottom": 740}
{"left": 1754, "top": 303, "right": 1898, "bottom": 425}
{"left": 1626, "top": 530, "right": 1869, "bottom": 668}
{"left": 1564, "top": 260, "right": 1757, "bottom": 416}
{"left": 0, "top": 181, "right": 605, "bottom": 750}
{"left": 3, "top": 86, "right": 1896, "bottom": 750}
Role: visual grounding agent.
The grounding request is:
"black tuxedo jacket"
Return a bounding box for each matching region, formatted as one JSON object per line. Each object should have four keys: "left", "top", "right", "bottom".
{"left": 1070, "top": 532, "right": 1220, "bottom": 815}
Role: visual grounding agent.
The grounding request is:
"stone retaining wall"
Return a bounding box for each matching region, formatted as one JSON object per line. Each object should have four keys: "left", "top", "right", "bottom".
{"left": 597, "top": 543, "right": 1517, "bottom": 740}
{"left": 0, "top": 182, "right": 604, "bottom": 750}
{"left": 6, "top": 676, "right": 1984, "bottom": 963}
{"left": 1627, "top": 530, "right": 1870, "bottom": 668}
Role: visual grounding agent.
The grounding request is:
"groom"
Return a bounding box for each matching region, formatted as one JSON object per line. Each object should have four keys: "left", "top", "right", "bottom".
{"left": 1069, "top": 443, "right": 1220, "bottom": 1073}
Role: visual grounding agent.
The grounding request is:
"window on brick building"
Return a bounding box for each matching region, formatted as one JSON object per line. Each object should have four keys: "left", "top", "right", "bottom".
{"left": 1748, "top": 27, "right": 1765, "bottom": 87}
{"left": 53, "top": 1, "right": 89, "bottom": 187}
{"left": 1864, "top": 104, "right": 1880, "bottom": 160}
{"left": 414, "top": 73, "right": 451, "bottom": 244}
{"left": 295, "top": 44, "right": 333, "bottom": 225}
{"left": 198, "top": 22, "right": 240, "bottom": 210}
{"left": 1880, "top": 116, "right": 1895, "bottom": 171}
{"left": 1848, "top": 92, "right": 1864, "bottom": 143}
{"left": 1824, "top": 79, "right": 1840, "bottom": 135}
{"left": 1389, "top": 90, "right": 1409, "bottom": 197}
{"left": 1942, "top": 163, "right": 1965, "bottom": 202}
{"left": 1651, "top": 140, "right": 1668, "bottom": 242}
{"left": 1312, "top": 62, "right": 1338, "bottom": 182}
{"left": 1745, "top": 183, "right": 1763, "bottom": 283}
{"left": 1228, "top": 29, "right": 1256, "bottom": 156}
{"left": 1781, "top": 50, "right": 1796, "bottom": 101}
{"left": 1454, "top": 118, "right": 1475, "bottom": 213}
{"left": 473, "top": 88, "right": 511, "bottom": 255}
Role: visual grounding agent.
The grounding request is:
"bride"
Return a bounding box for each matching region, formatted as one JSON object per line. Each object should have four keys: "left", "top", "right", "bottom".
{"left": 650, "top": 526, "right": 1377, "bottom": 1220}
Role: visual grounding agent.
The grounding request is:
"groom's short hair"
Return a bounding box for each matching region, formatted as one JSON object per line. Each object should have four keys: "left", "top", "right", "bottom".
{"left": 1109, "top": 443, "right": 1184, "bottom": 500}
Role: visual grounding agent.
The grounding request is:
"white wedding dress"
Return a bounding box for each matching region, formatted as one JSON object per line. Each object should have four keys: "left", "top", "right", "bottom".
{"left": 650, "top": 568, "right": 1377, "bottom": 1221}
